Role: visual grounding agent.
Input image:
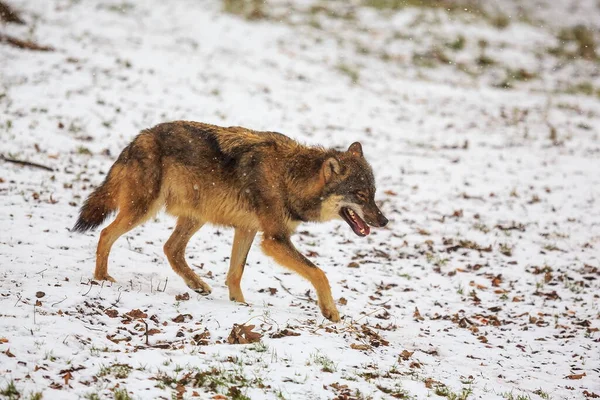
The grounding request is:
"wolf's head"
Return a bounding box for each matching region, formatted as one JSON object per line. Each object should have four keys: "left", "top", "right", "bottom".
{"left": 319, "top": 142, "right": 388, "bottom": 236}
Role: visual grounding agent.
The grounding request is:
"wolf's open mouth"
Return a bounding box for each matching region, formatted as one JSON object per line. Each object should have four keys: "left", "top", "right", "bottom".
{"left": 340, "top": 207, "right": 370, "bottom": 237}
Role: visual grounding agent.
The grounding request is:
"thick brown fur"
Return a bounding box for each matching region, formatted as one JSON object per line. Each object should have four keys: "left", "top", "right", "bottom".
{"left": 74, "top": 121, "right": 388, "bottom": 321}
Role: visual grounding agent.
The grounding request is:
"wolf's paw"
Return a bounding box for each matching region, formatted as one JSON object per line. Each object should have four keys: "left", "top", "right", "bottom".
{"left": 193, "top": 287, "right": 212, "bottom": 296}
{"left": 187, "top": 280, "right": 212, "bottom": 296}
{"left": 321, "top": 306, "right": 341, "bottom": 323}
{"left": 94, "top": 274, "right": 116, "bottom": 283}
{"left": 229, "top": 294, "right": 247, "bottom": 303}
{"left": 228, "top": 287, "right": 246, "bottom": 303}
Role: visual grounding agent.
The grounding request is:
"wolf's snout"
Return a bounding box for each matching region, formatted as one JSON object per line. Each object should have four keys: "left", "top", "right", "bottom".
{"left": 377, "top": 214, "right": 389, "bottom": 227}
{"left": 363, "top": 203, "right": 388, "bottom": 228}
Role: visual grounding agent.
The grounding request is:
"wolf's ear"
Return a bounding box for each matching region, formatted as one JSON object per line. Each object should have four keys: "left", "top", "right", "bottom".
{"left": 322, "top": 157, "right": 342, "bottom": 183}
{"left": 348, "top": 142, "right": 363, "bottom": 157}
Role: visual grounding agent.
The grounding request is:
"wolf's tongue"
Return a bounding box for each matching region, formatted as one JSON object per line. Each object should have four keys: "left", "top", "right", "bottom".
{"left": 346, "top": 208, "right": 370, "bottom": 237}
{"left": 354, "top": 216, "right": 370, "bottom": 236}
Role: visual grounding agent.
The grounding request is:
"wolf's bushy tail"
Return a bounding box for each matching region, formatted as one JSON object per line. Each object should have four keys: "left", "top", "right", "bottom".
{"left": 72, "top": 179, "right": 117, "bottom": 233}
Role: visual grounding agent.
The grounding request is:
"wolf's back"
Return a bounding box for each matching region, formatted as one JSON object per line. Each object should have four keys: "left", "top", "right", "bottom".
{"left": 72, "top": 121, "right": 284, "bottom": 233}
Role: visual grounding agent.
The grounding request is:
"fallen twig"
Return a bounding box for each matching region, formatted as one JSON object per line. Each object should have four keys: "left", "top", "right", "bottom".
{"left": 142, "top": 319, "right": 149, "bottom": 345}
{"left": 159, "top": 277, "right": 168, "bottom": 292}
{"left": 0, "top": 34, "right": 54, "bottom": 51}
{"left": 1, "top": 154, "right": 54, "bottom": 171}
{"left": 273, "top": 276, "right": 313, "bottom": 302}
{"left": 83, "top": 324, "right": 103, "bottom": 332}
{"left": 51, "top": 296, "right": 68, "bottom": 307}
{"left": 82, "top": 281, "right": 93, "bottom": 296}
{"left": 13, "top": 293, "right": 22, "bottom": 307}
{"left": 110, "top": 290, "right": 122, "bottom": 308}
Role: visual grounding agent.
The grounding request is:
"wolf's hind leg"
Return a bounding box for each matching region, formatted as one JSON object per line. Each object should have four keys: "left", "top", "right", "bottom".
{"left": 226, "top": 228, "right": 256, "bottom": 303}
{"left": 164, "top": 217, "right": 211, "bottom": 294}
{"left": 95, "top": 210, "right": 149, "bottom": 282}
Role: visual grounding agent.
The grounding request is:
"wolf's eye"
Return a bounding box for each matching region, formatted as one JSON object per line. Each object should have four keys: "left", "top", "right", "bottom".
{"left": 356, "top": 192, "right": 368, "bottom": 202}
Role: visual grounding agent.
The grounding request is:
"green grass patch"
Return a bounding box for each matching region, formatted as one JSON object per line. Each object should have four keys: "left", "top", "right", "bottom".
{"left": 113, "top": 388, "right": 132, "bottom": 400}
{"left": 336, "top": 63, "right": 360, "bottom": 83}
{"left": 223, "top": 0, "right": 266, "bottom": 20}
{"left": 562, "top": 82, "right": 600, "bottom": 98}
{"left": 155, "top": 366, "right": 260, "bottom": 400}
{"left": 363, "top": 0, "right": 510, "bottom": 29}
{"left": 98, "top": 363, "right": 133, "bottom": 379}
{"left": 0, "top": 381, "right": 20, "bottom": 400}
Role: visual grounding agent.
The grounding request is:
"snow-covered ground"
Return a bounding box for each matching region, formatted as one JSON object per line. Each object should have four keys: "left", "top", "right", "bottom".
{"left": 1, "top": 1, "right": 599, "bottom": 399}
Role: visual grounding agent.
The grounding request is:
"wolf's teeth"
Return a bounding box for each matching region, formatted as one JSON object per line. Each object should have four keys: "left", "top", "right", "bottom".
{"left": 348, "top": 210, "right": 355, "bottom": 216}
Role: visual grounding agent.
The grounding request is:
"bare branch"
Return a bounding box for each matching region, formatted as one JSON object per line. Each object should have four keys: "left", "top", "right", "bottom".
{"left": 1, "top": 154, "right": 54, "bottom": 171}
{"left": 0, "top": 34, "right": 54, "bottom": 51}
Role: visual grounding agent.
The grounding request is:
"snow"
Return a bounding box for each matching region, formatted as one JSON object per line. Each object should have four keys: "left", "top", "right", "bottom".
{"left": 1, "top": 0, "right": 599, "bottom": 399}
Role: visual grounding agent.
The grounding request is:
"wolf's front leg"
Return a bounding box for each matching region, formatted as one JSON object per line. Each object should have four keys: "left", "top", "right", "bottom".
{"left": 261, "top": 235, "right": 340, "bottom": 322}
{"left": 226, "top": 228, "right": 256, "bottom": 303}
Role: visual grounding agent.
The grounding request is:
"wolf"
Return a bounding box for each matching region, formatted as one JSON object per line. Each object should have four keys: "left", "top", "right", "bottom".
{"left": 73, "top": 121, "right": 388, "bottom": 321}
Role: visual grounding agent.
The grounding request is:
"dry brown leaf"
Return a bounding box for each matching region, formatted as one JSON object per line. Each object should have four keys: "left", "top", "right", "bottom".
{"left": 424, "top": 377, "right": 443, "bottom": 389}
{"left": 63, "top": 371, "right": 73, "bottom": 385}
{"left": 350, "top": 343, "right": 371, "bottom": 351}
{"left": 105, "top": 309, "right": 119, "bottom": 318}
{"left": 126, "top": 309, "right": 147, "bottom": 319}
{"left": 227, "top": 324, "right": 262, "bottom": 344}
{"left": 175, "top": 292, "right": 190, "bottom": 301}
{"left": 413, "top": 307, "right": 424, "bottom": 321}
{"left": 172, "top": 314, "right": 193, "bottom": 323}
{"left": 192, "top": 329, "right": 211, "bottom": 345}
{"left": 400, "top": 350, "right": 413, "bottom": 361}
{"left": 106, "top": 334, "right": 131, "bottom": 344}
{"left": 270, "top": 329, "right": 300, "bottom": 339}
{"left": 491, "top": 275, "right": 502, "bottom": 287}
{"left": 5, "top": 348, "right": 15, "bottom": 357}
{"left": 565, "top": 372, "right": 586, "bottom": 380}
{"left": 258, "top": 287, "right": 278, "bottom": 295}
{"left": 338, "top": 297, "right": 348, "bottom": 305}
{"left": 354, "top": 324, "right": 389, "bottom": 347}
{"left": 0, "top": 338, "right": 8, "bottom": 344}
{"left": 36, "top": 291, "right": 45, "bottom": 298}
